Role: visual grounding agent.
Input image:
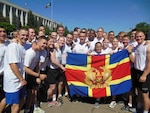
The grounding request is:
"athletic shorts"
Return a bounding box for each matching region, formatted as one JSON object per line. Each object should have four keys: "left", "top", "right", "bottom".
{"left": 58, "top": 69, "right": 67, "bottom": 82}
{"left": 5, "top": 86, "right": 26, "bottom": 104}
{"left": 25, "top": 73, "right": 38, "bottom": 89}
{"left": 134, "top": 69, "right": 150, "bottom": 93}
{"left": 46, "top": 68, "right": 60, "bottom": 84}
{"left": 130, "top": 67, "right": 137, "bottom": 88}
{"left": 40, "top": 70, "right": 47, "bottom": 74}
{"left": 0, "top": 75, "right": 5, "bottom": 101}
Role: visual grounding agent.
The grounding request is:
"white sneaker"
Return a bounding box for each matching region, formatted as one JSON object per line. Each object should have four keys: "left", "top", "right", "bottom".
{"left": 47, "top": 101, "right": 62, "bottom": 107}
{"left": 64, "top": 92, "right": 68, "bottom": 96}
{"left": 109, "top": 101, "right": 116, "bottom": 108}
{"left": 94, "top": 102, "right": 100, "bottom": 108}
{"left": 33, "top": 107, "right": 45, "bottom": 113}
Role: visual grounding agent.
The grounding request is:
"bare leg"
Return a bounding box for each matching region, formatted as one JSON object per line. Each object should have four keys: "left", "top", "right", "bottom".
{"left": 143, "top": 92, "right": 150, "bottom": 111}
{"left": 11, "top": 104, "right": 19, "bottom": 113}
{"left": 0, "top": 98, "right": 6, "bottom": 113}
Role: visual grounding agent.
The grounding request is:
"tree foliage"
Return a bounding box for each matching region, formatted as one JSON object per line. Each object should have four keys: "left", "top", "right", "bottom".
{"left": 64, "top": 26, "right": 70, "bottom": 36}
{"left": 135, "top": 22, "right": 150, "bottom": 35}
{"left": 12, "top": 13, "right": 21, "bottom": 29}
{"left": 0, "top": 12, "right": 9, "bottom": 23}
{"left": 0, "top": 22, "right": 16, "bottom": 34}
{"left": 27, "top": 10, "right": 35, "bottom": 27}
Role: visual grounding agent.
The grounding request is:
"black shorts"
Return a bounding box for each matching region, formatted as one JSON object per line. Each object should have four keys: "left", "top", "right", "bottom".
{"left": 134, "top": 69, "right": 150, "bottom": 93}
{"left": 131, "top": 67, "right": 137, "bottom": 88}
{"left": 46, "top": 68, "right": 61, "bottom": 84}
{"left": 58, "top": 70, "right": 67, "bottom": 82}
{"left": 0, "top": 75, "right": 5, "bottom": 101}
{"left": 40, "top": 70, "right": 47, "bottom": 74}
{"left": 25, "top": 73, "right": 39, "bottom": 89}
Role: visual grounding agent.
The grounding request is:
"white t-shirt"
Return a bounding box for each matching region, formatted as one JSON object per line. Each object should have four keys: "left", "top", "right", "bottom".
{"left": 134, "top": 43, "right": 147, "bottom": 71}
{"left": 72, "top": 43, "right": 90, "bottom": 54}
{"left": 0, "top": 44, "right": 7, "bottom": 75}
{"left": 4, "top": 42, "right": 25, "bottom": 92}
{"left": 24, "top": 48, "right": 40, "bottom": 70}
{"left": 48, "top": 48, "right": 62, "bottom": 69}
{"left": 111, "top": 47, "right": 119, "bottom": 54}
{"left": 62, "top": 44, "right": 72, "bottom": 65}
{"left": 39, "top": 49, "right": 47, "bottom": 71}
{"left": 101, "top": 47, "right": 112, "bottom": 54}
{"left": 90, "top": 51, "right": 102, "bottom": 55}
{"left": 89, "top": 38, "right": 104, "bottom": 51}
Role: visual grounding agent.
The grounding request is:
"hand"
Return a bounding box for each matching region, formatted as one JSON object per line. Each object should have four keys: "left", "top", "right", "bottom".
{"left": 86, "top": 41, "right": 90, "bottom": 47}
{"left": 118, "top": 46, "right": 123, "bottom": 50}
{"left": 20, "top": 79, "right": 27, "bottom": 87}
{"left": 36, "top": 78, "right": 41, "bottom": 84}
{"left": 61, "top": 65, "right": 66, "bottom": 71}
{"left": 40, "top": 74, "right": 47, "bottom": 80}
{"left": 139, "top": 75, "right": 147, "bottom": 82}
{"left": 126, "top": 45, "right": 134, "bottom": 53}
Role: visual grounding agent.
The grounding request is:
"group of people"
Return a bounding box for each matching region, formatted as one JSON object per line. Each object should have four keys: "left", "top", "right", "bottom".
{"left": 0, "top": 25, "right": 150, "bottom": 113}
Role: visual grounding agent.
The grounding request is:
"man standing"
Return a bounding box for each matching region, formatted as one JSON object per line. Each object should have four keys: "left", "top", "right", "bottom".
{"left": 24, "top": 36, "right": 47, "bottom": 113}
{"left": 0, "top": 26, "right": 7, "bottom": 113}
{"left": 127, "top": 31, "right": 150, "bottom": 113}
{"left": 3, "top": 28, "right": 28, "bottom": 113}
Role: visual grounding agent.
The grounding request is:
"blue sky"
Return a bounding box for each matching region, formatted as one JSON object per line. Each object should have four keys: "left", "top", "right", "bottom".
{"left": 8, "top": 0, "right": 150, "bottom": 34}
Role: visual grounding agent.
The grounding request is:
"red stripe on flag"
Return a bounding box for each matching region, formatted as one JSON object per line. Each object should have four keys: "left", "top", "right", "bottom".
{"left": 66, "top": 69, "right": 86, "bottom": 83}
{"left": 92, "top": 88, "right": 107, "bottom": 98}
{"left": 111, "top": 62, "right": 130, "bottom": 80}
{"left": 91, "top": 55, "right": 105, "bottom": 68}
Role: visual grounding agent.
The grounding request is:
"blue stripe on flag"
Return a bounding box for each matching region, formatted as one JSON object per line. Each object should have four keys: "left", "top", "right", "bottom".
{"left": 110, "top": 49, "right": 129, "bottom": 64}
{"left": 69, "top": 85, "right": 88, "bottom": 97}
{"left": 67, "top": 52, "right": 87, "bottom": 66}
{"left": 110, "top": 80, "right": 132, "bottom": 96}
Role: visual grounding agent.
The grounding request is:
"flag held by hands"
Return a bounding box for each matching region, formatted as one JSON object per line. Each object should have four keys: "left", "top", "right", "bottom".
{"left": 65, "top": 49, "right": 132, "bottom": 98}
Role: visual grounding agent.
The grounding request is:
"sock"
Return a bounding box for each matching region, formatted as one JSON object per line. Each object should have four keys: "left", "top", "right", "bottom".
{"left": 143, "top": 110, "right": 148, "bottom": 113}
{"left": 58, "top": 94, "right": 62, "bottom": 98}
{"left": 65, "top": 92, "right": 68, "bottom": 96}
{"left": 128, "top": 103, "right": 132, "bottom": 107}
{"left": 52, "top": 97, "right": 56, "bottom": 101}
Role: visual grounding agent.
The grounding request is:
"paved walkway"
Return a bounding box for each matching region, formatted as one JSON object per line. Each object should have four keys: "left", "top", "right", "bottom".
{"left": 21, "top": 96, "right": 131, "bottom": 113}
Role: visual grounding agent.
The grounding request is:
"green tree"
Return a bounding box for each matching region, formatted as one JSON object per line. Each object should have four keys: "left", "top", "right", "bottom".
{"left": 0, "top": 13, "right": 9, "bottom": 23}
{"left": 33, "top": 16, "right": 38, "bottom": 28}
{"left": 37, "top": 17, "right": 43, "bottom": 28}
{"left": 12, "top": 14, "right": 21, "bottom": 29}
{"left": 45, "top": 27, "right": 52, "bottom": 35}
{"left": 27, "top": 10, "right": 35, "bottom": 27}
{"left": 128, "top": 22, "right": 150, "bottom": 39}
{"left": 64, "top": 26, "right": 70, "bottom": 36}
{"left": 0, "top": 22, "right": 16, "bottom": 34}
{"left": 135, "top": 22, "right": 150, "bottom": 35}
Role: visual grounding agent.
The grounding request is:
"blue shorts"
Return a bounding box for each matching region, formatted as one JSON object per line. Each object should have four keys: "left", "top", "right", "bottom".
{"left": 5, "top": 86, "right": 26, "bottom": 104}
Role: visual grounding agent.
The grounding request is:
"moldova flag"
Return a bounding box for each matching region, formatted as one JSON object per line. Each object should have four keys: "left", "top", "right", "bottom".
{"left": 65, "top": 49, "right": 132, "bottom": 98}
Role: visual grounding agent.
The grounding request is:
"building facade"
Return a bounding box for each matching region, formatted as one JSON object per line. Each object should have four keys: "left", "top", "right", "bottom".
{"left": 0, "top": 1, "right": 60, "bottom": 29}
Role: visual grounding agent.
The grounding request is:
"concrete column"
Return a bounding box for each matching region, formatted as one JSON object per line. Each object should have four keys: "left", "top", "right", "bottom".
{"left": 9, "top": 6, "right": 12, "bottom": 24}
{"left": 45, "top": 20, "right": 47, "bottom": 27}
{"left": 20, "top": 10, "right": 24, "bottom": 26}
{"left": 42, "top": 19, "right": 45, "bottom": 26}
{"left": 49, "top": 21, "right": 52, "bottom": 29}
{"left": 3, "top": 4, "right": 6, "bottom": 17}
{"left": 25, "top": 12, "right": 28, "bottom": 26}
{"left": 15, "top": 8, "right": 18, "bottom": 17}
{"left": 37, "top": 16, "right": 39, "bottom": 21}
{"left": 48, "top": 21, "right": 50, "bottom": 29}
